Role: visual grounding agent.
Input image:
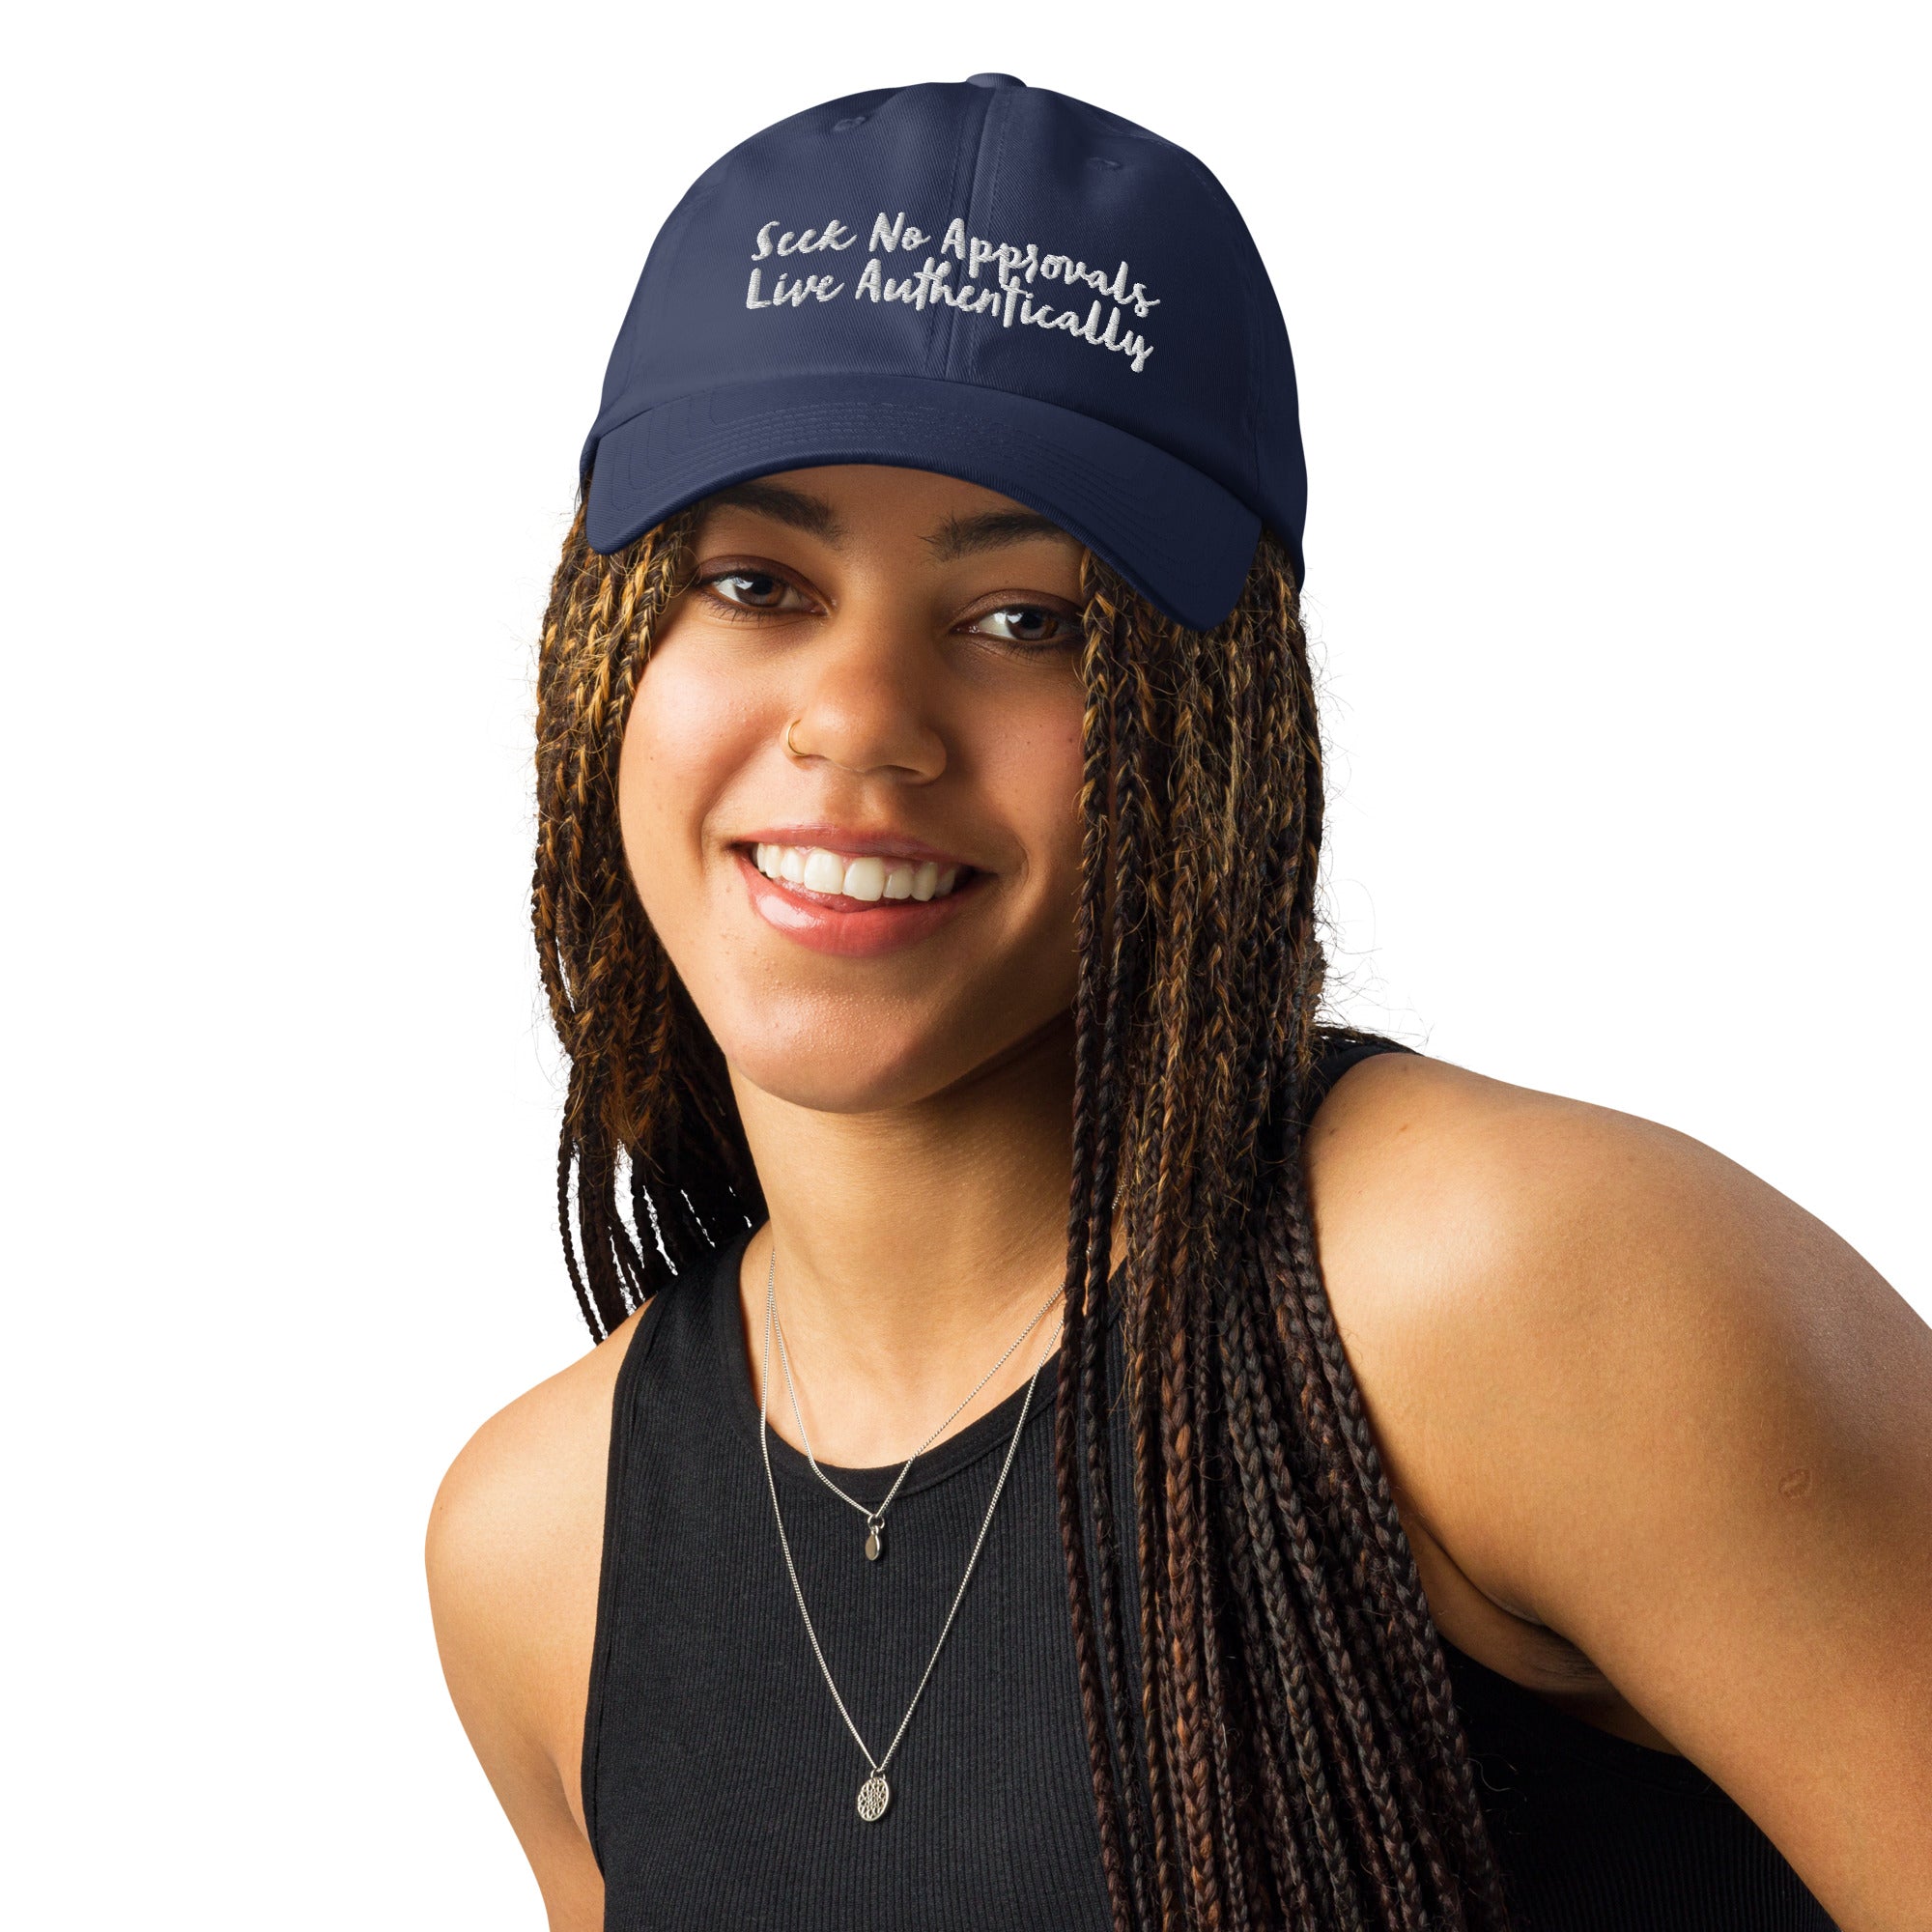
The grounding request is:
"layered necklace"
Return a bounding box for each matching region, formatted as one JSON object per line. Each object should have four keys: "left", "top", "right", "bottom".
{"left": 755, "top": 1246, "right": 1064, "bottom": 1823}
{"left": 769, "top": 1262, "right": 1066, "bottom": 1563}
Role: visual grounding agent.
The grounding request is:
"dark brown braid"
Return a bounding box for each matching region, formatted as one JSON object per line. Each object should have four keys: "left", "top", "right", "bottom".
{"left": 532, "top": 497, "right": 1511, "bottom": 1928}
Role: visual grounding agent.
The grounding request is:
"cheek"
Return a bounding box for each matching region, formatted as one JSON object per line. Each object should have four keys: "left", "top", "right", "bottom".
{"left": 992, "top": 692, "right": 1087, "bottom": 889}
{"left": 617, "top": 645, "right": 758, "bottom": 926}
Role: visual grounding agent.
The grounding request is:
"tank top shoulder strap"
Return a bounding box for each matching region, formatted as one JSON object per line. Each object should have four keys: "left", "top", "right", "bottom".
{"left": 1301, "top": 1025, "right": 1415, "bottom": 1124}
{"left": 580, "top": 1245, "right": 734, "bottom": 1865}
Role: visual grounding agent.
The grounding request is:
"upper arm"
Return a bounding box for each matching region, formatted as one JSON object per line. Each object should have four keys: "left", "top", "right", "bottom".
{"left": 1310, "top": 1054, "right": 1932, "bottom": 1930}
{"left": 426, "top": 1313, "right": 644, "bottom": 1931}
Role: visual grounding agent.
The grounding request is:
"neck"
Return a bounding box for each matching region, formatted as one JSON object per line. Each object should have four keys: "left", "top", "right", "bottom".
{"left": 729, "top": 1012, "right": 1079, "bottom": 1469}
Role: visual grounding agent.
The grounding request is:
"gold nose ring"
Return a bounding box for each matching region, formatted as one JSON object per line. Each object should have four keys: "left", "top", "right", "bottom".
{"left": 783, "top": 718, "right": 805, "bottom": 759}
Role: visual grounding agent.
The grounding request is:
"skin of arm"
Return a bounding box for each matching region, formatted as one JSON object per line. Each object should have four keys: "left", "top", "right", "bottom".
{"left": 425, "top": 1309, "right": 647, "bottom": 1931}
{"left": 1307, "top": 1050, "right": 1932, "bottom": 1931}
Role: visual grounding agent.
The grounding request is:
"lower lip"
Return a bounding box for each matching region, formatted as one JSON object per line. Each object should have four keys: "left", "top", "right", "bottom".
{"left": 734, "top": 848, "right": 980, "bottom": 957}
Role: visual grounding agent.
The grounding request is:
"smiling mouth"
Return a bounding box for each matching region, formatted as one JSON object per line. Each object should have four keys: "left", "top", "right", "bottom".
{"left": 746, "top": 841, "right": 972, "bottom": 905}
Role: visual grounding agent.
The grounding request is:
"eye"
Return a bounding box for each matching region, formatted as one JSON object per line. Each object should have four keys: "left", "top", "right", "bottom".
{"left": 701, "top": 569, "right": 811, "bottom": 614}
{"left": 966, "top": 603, "right": 1077, "bottom": 647}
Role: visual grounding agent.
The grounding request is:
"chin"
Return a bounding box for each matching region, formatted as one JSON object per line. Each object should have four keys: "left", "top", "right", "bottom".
{"left": 723, "top": 1036, "right": 958, "bottom": 1117}
{"left": 711, "top": 980, "right": 1068, "bottom": 1117}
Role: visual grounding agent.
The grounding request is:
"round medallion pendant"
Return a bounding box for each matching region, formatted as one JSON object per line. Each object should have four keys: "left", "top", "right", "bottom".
{"left": 856, "top": 1772, "right": 891, "bottom": 1822}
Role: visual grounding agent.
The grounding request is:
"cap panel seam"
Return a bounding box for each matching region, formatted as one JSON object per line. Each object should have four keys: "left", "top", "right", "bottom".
{"left": 945, "top": 86, "right": 1009, "bottom": 384}
{"left": 933, "top": 83, "right": 996, "bottom": 379}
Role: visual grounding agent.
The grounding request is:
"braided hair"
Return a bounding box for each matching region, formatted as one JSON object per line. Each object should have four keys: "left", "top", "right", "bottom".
{"left": 532, "top": 494, "right": 1511, "bottom": 1929}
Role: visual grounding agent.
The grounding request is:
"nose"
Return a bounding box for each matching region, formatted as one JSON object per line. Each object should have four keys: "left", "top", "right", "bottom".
{"left": 783, "top": 622, "right": 947, "bottom": 782}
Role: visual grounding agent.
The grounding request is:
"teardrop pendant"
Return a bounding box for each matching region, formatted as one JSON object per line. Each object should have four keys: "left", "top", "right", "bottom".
{"left": 865, "top": 1520, "right": 883, "bottom": 1562}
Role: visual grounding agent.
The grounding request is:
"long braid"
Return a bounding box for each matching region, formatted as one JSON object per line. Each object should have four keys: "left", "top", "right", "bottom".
{"left": 1060, "top": 554, "right": 1144, "bottom": 1932}
{"left": 1071, "top": 558, "right": 1159, "bottom": 1932}
{"left": 1193, "top": 1270, "right": 1255, "bottom": 1932}
{"left": 534, "top": 497, "right": 1510, "bottom": 1927}
{"left": 1222, "top": 1278, "right": 1356, "bottom": 1923}
{"left": 532, "top": 504, "right": 760, "bottom": 1335}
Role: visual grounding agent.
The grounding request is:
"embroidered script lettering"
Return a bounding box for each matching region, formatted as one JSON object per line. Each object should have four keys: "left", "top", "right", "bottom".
{"left": 737, "top": 210, "right": 1160, "bottom": 374}
{"left": 746, "top": 267, "right": 846, "bottom": 308}
{"left": 751, "top": 218, "right": 858, "bottom": 259}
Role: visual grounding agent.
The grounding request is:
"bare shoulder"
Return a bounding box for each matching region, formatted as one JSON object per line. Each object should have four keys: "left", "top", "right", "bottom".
{"left": 1301, "top": 1047, "right": 1790, "bottom": 1395}
{"left": 428, "top": 1307, "right": 647, "bottom": 1633}
{"left": 425, "top": 1304, "right": 652, "bottom": 1930}
{"left": 1303, "top": 1048, "right": 1932, "bottom": 1923}
{"left": 1300, "top": 1047, "right": 1927, "bottom": 1554}
{"left": 1300, "top": 1048, "right": 1717, "bottom": 1605}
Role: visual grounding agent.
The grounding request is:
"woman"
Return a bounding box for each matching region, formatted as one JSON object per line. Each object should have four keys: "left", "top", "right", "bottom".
{"left": 426, "top": 77, "right": 1930, "bottom": 1931}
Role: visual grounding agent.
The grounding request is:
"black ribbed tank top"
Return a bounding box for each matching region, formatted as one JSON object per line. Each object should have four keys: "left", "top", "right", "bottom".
{"left": 583, "top": 1036, "right": 1835, "bottom": 1929}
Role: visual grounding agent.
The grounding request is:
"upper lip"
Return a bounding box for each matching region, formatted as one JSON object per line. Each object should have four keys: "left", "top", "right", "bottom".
{"left": 734, "top": 825, "right": 980, "bottom": 870}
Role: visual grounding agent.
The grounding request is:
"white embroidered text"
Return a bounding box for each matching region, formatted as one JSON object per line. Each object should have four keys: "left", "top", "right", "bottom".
{"left": 738, "top": 210, "right": 1159, "bottom": 374}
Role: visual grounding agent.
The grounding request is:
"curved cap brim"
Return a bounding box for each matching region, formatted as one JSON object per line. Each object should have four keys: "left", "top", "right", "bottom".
{"left": 582, "top": 374, "right": 1263, "bottom": 633}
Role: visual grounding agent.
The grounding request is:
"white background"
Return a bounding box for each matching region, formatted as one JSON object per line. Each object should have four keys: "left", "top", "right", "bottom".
{"left": 4, "top": 3, "right": 1925, "bottom": 1924}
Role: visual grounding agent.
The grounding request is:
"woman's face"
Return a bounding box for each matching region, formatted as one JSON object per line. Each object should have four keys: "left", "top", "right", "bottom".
{"left": 618, "top": 464, "right": 1089, "bottom": 1114}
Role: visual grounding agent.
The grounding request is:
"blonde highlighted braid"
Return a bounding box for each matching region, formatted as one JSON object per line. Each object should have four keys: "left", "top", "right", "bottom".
{"left": 532, "top": 496, "right": 1511, "bottom": 1929}
{"left": 532, "top": 502, "right": 762, "bottom": 1335}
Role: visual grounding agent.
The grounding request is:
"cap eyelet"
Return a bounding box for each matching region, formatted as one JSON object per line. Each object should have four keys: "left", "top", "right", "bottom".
{"left": 833, "top": 114, "right": 867, "bottom": 132}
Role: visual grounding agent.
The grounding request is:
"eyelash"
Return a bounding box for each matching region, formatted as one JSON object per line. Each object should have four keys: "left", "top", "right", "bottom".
{"left": 969, "top": 605, "right": 1077, "bottom": 650}
{"left": 696, "top": 570, "right": 1078, "bottom": 652}
{"left": 696, "top": 572, "right": 808, "bottom": 623}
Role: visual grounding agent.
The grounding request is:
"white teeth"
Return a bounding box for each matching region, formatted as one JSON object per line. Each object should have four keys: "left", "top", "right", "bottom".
{"left": 752, "top": 842, "right": 967, "bottom": 905}
{"left": 841, "top": 856, "right": 886, "bottom": 901}
{"left": 802, "top": 848, "right": 845, "bottom": 893}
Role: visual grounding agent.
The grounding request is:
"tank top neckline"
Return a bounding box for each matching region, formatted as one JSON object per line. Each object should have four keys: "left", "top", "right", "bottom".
{"left": 708, "top": 1225, "right": 1124, "bottom": 1502}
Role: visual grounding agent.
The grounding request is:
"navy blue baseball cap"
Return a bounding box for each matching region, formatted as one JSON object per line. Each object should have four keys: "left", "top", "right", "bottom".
{"left": 581, "top": 75, "right": 1306, "bottom": 631}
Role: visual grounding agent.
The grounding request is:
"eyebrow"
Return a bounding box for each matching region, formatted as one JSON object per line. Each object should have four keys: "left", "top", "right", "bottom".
{"left": 700, "top": 481, "right": 846, "bottom": 544}
{"left": 924, "top": 507, "right": 1078, "bottom": 561}
{"left": 696, "top": 484, "right": 1076, "bottom": 561}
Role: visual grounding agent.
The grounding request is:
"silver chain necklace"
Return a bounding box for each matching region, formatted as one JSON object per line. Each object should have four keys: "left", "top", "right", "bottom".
{"left": 756, "top": 1246, "right": 1060, "bottom": 1823}
{"left": 768, "top": 1265, "right": 1065, "bottom": 1561}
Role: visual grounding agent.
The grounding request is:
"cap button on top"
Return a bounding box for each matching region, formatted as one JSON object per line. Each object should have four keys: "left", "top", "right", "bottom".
{"left": 964, "top": 72, "right": 1025, "bottom": 89}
